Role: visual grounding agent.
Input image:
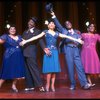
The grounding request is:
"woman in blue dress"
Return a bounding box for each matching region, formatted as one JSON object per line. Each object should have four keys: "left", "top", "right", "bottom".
{"left": 20, "top": 19, "right": 83, "bottom": 92}
{"left": 0, "top": 25, "right": 25, "bottom": 92}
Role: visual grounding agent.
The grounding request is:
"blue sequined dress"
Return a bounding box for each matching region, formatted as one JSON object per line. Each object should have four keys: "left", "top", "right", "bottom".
{"left": 0, "top": 34, "right": 25, "bottom": 79}
{"left": 43, "top": 30, "right": 61, "bottom": 73}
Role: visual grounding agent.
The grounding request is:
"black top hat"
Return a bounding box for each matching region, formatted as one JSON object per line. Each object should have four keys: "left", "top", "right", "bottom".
{"left": 30, "top": 17, "right": 37, "bottom": 23}
{"left": 45, "top": 3, "right": 53, "bottom": 13}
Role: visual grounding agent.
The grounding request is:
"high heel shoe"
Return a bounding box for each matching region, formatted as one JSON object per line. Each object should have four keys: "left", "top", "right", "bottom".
{"left": 51, "top": 88, "right": 55, "bottom": 92}
{"left": 39, "top": 87, "right": 45, "bottom": 92}
{"left": 45, "top": 86, "right": 49, "bottom": 92}
{"left": 12, "top": 86, "right": 18, "bottom": 92}
{"left": 51, "top": 86, "right": 55, "bottom": 92}
{"left": 12, "top": 88, "right": 18, "bottom": 92}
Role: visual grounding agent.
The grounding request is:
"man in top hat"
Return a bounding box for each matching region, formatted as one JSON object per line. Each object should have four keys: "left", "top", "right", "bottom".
{"left": 22, "top": 17, "right": 50, "bottom": 92}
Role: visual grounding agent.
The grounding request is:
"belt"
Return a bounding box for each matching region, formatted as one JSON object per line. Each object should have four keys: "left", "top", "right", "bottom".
{"left": 64, "top": 43, "right": 77, "bottom": 48}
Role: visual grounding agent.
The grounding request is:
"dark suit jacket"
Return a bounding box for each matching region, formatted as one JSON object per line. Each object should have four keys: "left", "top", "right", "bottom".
{"left": 22, "top": 28, "right": 45, "bottom": 58}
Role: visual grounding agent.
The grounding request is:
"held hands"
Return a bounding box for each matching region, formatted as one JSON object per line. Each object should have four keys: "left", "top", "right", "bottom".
{"left": 44, "top": 48, "right": 51, "bottom": 56}
{"left": 77, "top": 38, "right": 84, "bottom": 44}
{"left": 19, "top": 39, "right": 27, "bottom": 46}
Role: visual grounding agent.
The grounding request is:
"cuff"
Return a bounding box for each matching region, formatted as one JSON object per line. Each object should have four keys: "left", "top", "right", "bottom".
{"left": 52, "top": 15, "right": 56, "bottom": 19}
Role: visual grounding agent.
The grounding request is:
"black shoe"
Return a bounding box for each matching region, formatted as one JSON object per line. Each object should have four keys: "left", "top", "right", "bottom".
{"left": 82, "top": 83, "right": 91, "bottom": 90}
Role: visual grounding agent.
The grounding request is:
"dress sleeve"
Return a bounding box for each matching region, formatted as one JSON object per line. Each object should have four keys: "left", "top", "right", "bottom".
{"left": 55, "top": 31, "right": 59, "bottom": 37}
{"left": 0, "top": 34, "right": 7, "bottom": 41}
{"left": 81, "top": 33, "right": 85, "bottom": 39}
{"left": 43, "top": 30, "right": 47, "bottom": 33}
{"left": 42, "top": 30, "right": 47, "bottom": 36}
{"left": 95, "top": 34, "right": 100, "bottom": 42}
{"left": 18, "top": 35, "right": 23, "bottom": 42}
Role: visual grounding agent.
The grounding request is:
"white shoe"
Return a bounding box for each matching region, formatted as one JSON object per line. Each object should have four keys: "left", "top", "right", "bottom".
{"left": 91, "top": 84, "right": 96, "bottom": 87}
{"left": 87, "top": 83, "right": 91, "bottom": 87}
{"left": 24, "top": 87, "right": 34, "bottom": 91}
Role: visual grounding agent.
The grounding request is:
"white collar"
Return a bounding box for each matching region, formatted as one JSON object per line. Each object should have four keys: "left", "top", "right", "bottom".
{"left": 29, "top": 27, "right": 34, "bottom": 33}
{"left": 68, "top": 29, "right": 74, "bottom": 34}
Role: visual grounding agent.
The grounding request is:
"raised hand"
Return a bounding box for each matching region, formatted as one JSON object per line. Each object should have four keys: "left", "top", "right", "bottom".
{"left": 50, "top": 11, "right": 55, "bottom": 16}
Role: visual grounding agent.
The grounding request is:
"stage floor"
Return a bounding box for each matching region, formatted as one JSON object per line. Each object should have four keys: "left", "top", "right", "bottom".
{"left": 0, "top": 78, "right": 100, "bottom": 99}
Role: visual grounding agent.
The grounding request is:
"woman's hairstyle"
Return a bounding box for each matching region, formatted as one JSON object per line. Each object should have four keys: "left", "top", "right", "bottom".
{"left": 8, "top": 24, "right": 16, "bottom": 30}
{"left": 7, "top": 24, "right": 18, "bottom": 35}
{"left": 87, "top": 23, "right": 95, "bottom": 28}
{"left": 87, "top": 23, "right": 96, "bottom": 33}
{"left": 45, "top": 18, "right": 55, "bottom": 25}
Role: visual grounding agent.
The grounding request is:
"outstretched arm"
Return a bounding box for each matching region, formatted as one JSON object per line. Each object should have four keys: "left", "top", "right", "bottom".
{"left": 20, "top": 32, "right": 45, "bottom": 46}
{"left": 0, "top": 39, "right": 5, "bottom": 44}
{"left": 0, "top": 34, "right": 7, "bottom": 44}
{"left": 59, "top": 33, "right": 84, "bottom": 44}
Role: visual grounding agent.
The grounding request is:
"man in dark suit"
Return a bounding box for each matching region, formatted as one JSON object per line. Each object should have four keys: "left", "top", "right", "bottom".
{"left": 22, "top": 17, "right": 50, "bottom": 92}
{"left": 49, "top": 11, "right": 91, "bottom": 90}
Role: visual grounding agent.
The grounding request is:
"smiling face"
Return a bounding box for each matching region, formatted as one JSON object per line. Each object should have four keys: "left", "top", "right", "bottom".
{"left": 28, "top": 19, "right": 35, "bottom": 29}
{"left": 65, "top": 21, "right": 72, "bottom": 29}
{"left": 48, "top": 21, "right": 55, "bottom": 30}
{"left": 87, "top": 24, "right": 95, "bottom": 33}
{"left": 8, "top": 27, "right": 16, "bottom": 35}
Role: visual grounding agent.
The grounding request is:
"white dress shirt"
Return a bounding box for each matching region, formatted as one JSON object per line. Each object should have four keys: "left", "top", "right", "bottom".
{"left": 68, "top": 29, "right": 74, "bottom": 35}
{"left": 29, "top": 27, "right": 34, "bottom": 33}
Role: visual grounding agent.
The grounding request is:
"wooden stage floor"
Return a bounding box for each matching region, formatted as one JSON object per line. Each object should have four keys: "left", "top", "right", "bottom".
{"left": 0, "top": 78, "right": 100, "bottom": 99}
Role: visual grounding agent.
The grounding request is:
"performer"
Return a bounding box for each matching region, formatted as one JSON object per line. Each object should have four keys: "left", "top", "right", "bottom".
{"left": 49, "top": 11, "right": 91, "bottom": 90}
{"left": 22, "top": 17, "right": 50, "bottom": 92}
{"left": 0, "top": 25, "right": 25, "bottom": 92}
{"left": 20, "top": 19, "right": 83, "bottom": 92}
{"left": 81, "top": 23, "right": 100, "bottom": 86}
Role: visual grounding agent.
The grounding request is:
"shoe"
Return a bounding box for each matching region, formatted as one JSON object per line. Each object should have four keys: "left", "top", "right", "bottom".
{"left": 51, "top": 86, "right": 55, "bottom": 92}
{"left": 45, "top": 87, "right": 49, "bottom": 92}
{"left": 12, "top": 85, "right": 18, "bottom": 93}
{"left": 12, "top": 87, "right": 18, "bottom": 92}
{"left": 69, "top": 85, "right": 76, "bottom": 90}
{"left": 51, "top": 88, "right": 55, "bottom": 92}
{"left": 82, "top": 83, "right": 91, "bottom": 90}
{"left": 91, "top": 83, "right": 96, "bottom": 87}
{"left": 24, "top": 87, "right": 34, "bottom": 91}
{"left": 39, "top": 87, "right": 45, "bottom": 92}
